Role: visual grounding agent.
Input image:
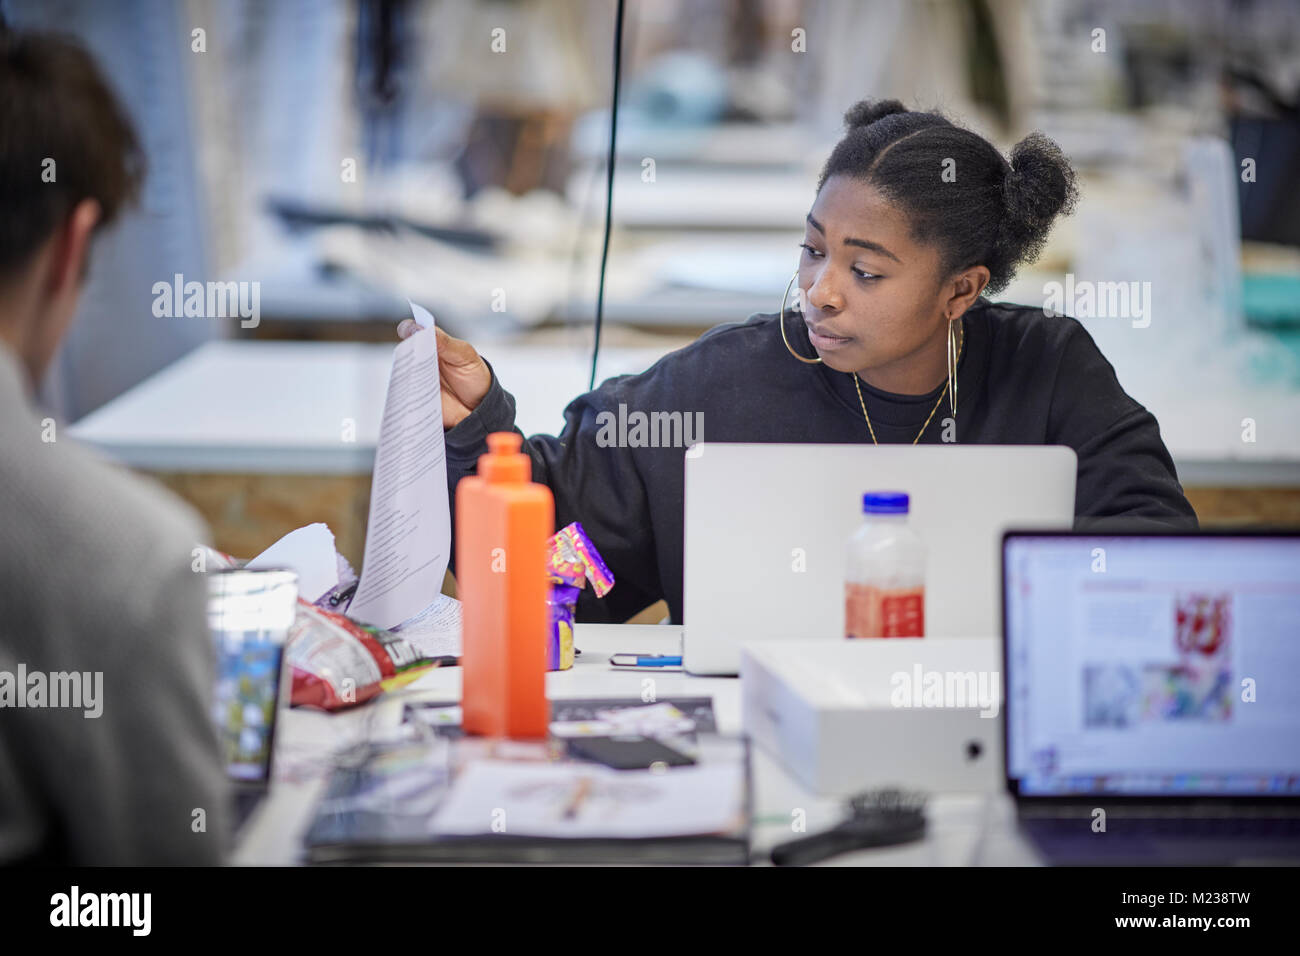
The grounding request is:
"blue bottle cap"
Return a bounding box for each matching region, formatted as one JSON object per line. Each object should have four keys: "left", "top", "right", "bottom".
{"left": 862, "top": 491, "right": 909, "bottom": 514}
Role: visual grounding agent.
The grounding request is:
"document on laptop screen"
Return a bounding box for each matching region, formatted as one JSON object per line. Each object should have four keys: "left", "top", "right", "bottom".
{"left": 1005, "top": 535, "right": 1300, "bottom": 795}
{"left": 347, "top": 304, "right": 451, "bottom": 630}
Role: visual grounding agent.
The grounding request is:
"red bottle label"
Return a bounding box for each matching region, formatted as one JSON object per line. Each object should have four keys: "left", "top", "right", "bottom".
{"left": 846, "top": 584, "right": 924, "bottom": 638}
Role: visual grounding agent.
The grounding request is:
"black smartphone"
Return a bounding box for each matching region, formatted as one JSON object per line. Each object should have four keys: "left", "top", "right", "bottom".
{"left": 566, "top": 735, "right": 696, "bottom": 770}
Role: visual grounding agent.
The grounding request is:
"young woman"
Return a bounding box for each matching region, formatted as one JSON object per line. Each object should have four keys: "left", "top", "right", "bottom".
{"left": 399, "top": 99, "right": 1198, "bottom": 625}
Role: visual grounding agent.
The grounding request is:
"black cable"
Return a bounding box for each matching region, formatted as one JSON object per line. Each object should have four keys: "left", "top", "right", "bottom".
{"left": 590, "top": 0, "right": 626, "bottom": 392}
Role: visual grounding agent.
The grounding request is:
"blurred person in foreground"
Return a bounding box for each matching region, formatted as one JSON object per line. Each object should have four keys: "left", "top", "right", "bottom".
{"left": 0, "top": 24, "right": 228, "bottom": 864}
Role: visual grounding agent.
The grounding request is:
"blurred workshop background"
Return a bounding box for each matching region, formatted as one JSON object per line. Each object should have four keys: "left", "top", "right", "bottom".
{"left": 6, "top": 0, "right": 1300, "bottom": 623}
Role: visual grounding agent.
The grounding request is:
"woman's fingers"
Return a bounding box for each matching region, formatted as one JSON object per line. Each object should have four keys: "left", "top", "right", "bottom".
{"left": 396, "top": 320, "right": 474, "bottom": 365}
{"left": 434, "top": 326, "right": 483, "bottom": 368}
{"left": 392, "top": 320, "right": 489, "bottom": 421}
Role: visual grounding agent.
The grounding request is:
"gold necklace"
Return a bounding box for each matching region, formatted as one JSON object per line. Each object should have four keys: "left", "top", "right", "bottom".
{"left": 852, "top": 322, "right": 964, "bottom": 444}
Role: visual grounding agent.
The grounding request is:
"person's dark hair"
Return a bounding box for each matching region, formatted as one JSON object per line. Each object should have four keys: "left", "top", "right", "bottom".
{"left": 817, "top": 99, "right": 1078, "bottom": 296}
{"left": 0, "top": 26, "right": 144, "bottom": 280}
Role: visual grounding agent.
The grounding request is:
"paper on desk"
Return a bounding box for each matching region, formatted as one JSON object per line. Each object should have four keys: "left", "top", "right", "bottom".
{"left": 391, "top": 592, "right": 462, "bottom": 657}
{"left": 346, "top": 304, "right": 451, "bottom": 630}
{"left": 245, "top": 522, "right": 340, "bottom": 603}
{"left": 430, "top": 761, "right": 745, "bottom": 839}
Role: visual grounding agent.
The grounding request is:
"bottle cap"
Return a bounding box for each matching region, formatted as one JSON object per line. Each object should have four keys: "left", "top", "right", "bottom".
{"left": 863, "top": 491, "right": 909, "bottom": 514}
{"left": 480, "top": 431, "right": 531, "bottom": 483}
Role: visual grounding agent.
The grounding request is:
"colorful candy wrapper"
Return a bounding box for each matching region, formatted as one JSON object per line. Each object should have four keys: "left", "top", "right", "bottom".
{"left": 546, "top": 585, "right": 581, "bottom": 671}
{"left": 544, "top": 523, "right": 615, "bottom": 670}
{"left": 547, "top": 522, "right": 614, "bottom": 597}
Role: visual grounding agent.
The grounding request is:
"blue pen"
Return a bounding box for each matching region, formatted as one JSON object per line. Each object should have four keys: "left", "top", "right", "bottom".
{"left": 609, "top": 654, "right": 683, "bottom": 667}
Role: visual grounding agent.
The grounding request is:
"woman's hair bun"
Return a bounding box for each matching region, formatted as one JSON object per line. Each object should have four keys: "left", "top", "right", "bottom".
{"left": 1002, "top": 132, "right": 1079, "bottom": 239}
{"left": 843, "top": 98, "right": 909, "bottom": 130}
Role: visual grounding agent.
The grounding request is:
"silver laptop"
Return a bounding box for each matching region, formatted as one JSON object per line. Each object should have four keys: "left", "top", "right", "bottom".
{"left": 1003, "top": 530, "right": 1300, "bottom": 864}
{"left": 682, "top": 444, "right": 1076, "bottom": 675}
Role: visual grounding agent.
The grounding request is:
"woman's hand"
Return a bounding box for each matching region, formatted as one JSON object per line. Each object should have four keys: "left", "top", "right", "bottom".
{"left": 396, "top": 318, "right": 491, "bottom": 429}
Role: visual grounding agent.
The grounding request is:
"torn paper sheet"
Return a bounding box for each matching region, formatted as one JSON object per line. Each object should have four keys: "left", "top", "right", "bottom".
{"left": 246, "top": 522, "right": 340, "bottom": 603}
{"left": 346, "top": 303, "right": 451, "bottom": 629}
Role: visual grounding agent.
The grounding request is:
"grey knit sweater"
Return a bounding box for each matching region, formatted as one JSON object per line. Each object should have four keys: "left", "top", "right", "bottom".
{"left": 0, "top": 343, "right": 229, "bottom": 864}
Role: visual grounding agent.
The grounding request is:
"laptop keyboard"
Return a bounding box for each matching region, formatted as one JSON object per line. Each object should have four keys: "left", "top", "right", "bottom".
{"left": 1128, "top": 816, "right": 1300, "bottom": 837}
{"left": 1024, "top": 812, "right": 1300, "bottom": 838}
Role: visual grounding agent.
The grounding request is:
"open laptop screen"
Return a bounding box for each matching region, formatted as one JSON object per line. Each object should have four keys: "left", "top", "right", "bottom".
{"left": 206, "top": 568, "right": 298, "bottom": 783}
{"left": 1003, "top": 533, "right": 1300, "bottom": 797}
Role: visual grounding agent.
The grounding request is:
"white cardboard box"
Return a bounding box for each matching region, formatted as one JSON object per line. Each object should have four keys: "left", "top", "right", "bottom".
{"left": 740, "top": 639, "right": 1004, "bottom": 796}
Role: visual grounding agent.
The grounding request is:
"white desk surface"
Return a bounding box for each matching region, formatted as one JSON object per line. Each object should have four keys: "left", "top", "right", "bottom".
{"left": 69, "top": 340, "right": 673, "bottom": 474}
{"left": 70, "top": 339, "right": 1300, "bottom": 484}
{"left": 231, "top": 624, "right": 1043, "bottom": 867}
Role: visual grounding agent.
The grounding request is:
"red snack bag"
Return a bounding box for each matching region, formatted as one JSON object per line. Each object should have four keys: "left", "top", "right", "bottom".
{"left": 286, "top": 601, "right": 429, "bottom": 710}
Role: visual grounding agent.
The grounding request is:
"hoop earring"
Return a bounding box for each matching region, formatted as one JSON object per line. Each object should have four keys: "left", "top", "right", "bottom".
{"left": 947, "top": 318, "right": 958, "bottom": 419}
{"left": 780, "top": 271, "right": 822, "bottom": 364}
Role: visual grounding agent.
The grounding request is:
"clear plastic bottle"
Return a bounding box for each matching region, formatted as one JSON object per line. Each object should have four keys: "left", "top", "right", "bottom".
{"left": 845, "top": 491, "right": 926, "bottom": 638}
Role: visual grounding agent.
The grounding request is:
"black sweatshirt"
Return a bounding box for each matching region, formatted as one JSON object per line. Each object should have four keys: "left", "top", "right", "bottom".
{"left": 444, "top": 300, "right": 1199, "bottom": 624}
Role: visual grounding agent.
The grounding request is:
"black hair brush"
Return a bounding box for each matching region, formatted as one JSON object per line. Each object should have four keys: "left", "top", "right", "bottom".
{"left": 771, "top": 787, "right": 928, "bottom": 866}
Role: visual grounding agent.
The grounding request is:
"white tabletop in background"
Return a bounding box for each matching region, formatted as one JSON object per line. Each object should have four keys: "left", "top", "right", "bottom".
{"left": 69, "top": 339, "right": 1300, "bottom": 483}
{"left": 69, "top": 339, "right": 673, "bottom": 473}
{"left": 231, "top": 624, "right": 1043, "bottom": 867}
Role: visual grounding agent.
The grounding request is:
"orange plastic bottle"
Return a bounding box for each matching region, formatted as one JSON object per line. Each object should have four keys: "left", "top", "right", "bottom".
{"left": 457, "top": 432, "right": 554, "bottom": 738}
